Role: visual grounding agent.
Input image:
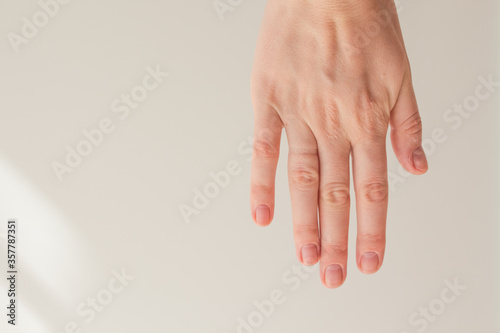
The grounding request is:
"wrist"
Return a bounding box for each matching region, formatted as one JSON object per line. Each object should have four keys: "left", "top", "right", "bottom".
{"left": 303, "top": 0, "right": 398, "bottom": 21}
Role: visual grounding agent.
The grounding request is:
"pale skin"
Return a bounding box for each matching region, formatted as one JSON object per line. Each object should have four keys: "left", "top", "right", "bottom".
{"left": 250, "top": 0, "right": 428, "bottom": 288}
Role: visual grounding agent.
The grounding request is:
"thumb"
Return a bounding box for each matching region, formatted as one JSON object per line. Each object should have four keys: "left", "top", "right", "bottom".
{"left": 390, "top": 79, "right": 428, "bottom": 175}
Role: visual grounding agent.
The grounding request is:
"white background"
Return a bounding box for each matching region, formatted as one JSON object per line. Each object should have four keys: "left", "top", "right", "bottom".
{"left": 0, "top": 0, "right": 498, "bottom": 332}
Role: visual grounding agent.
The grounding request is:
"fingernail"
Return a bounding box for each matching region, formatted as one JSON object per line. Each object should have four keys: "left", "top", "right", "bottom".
{"left": 412, "top": 146, "right": 428, "bottom": 172}
{"left": 325, "top": 264, "right": 343, "bottom": 288}
{"left": 255, "top": 204, "right": 270, "bottom": 225}
{"left": 360, "top": 251, "right": 379, "bottom": 274}
{"left": 301, "top": 244, "right": 318, "bottom": 266}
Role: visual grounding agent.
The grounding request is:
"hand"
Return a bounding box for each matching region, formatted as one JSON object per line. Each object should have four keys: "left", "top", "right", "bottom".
{"left": 250, "top": 0, "right": 428, "bottom": 288}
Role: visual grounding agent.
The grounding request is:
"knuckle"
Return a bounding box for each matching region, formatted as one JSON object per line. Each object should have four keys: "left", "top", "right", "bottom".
{"left": 360, "top": 180, "right": 388, "bottom": 204}
{"left": 354, "top": 93, "right": 389, "bottom": 139}
{"left": 251, "top": 183, "right": 274, "bottom": 196}
{"left": 252, "top": 137, "right": 278, "bottom": 159}
{"left": 358, "top": 232, "right": 386, "bottom": 246}
{"left": 250, "top": 71, "right": 271, "bottom": 98}
{"left": 322, "top": 100, "right": 347, "bottom": 142}
{"left": 290, "top": 167, "right": 319, "bottom": 190}
{"left": 251, "top": 74, "right": 282, "bottom": 107}
{"left": 403, "top": 113, "right": 423, "bottom": 136}
{"left": 321, "top": 242, "right": 348, "bottom": 257}
{"left": 320, "top": 183, "right": 350, "bottom": 209}
{"left": 293, "top": 223, "right": 319, "bottom": 238}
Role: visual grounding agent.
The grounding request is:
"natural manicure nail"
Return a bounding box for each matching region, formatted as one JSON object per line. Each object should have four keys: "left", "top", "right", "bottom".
{"left": 412, "top": 146, "right": 428, "bottom": 172}
{"left": 301, "top": 244, "right": 318, "bottom": 265}
{"left": 325, "top": 264, "right": 343, "bottom": 288}
{"left": 360, "top": 251, "right": 379, "bottom": 274}
{"left": 255, "top": 204, "right": 270, "bottom": 225}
